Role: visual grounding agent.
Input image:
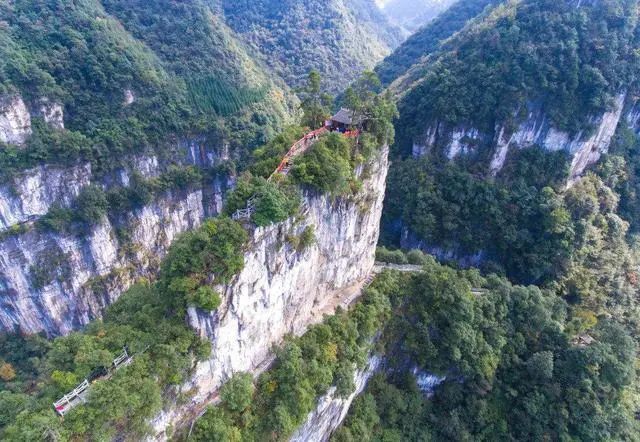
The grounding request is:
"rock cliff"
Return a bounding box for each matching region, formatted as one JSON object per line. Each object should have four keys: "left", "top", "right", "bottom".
{"left": 0, "top": 187, "right": 225, "bottom": 336}
{"left": 0, "top": 96, "right": 32, "bottom": 145}
{"left": 290, "top": 356, "right": 382, "bottom": 442}
{"left": 151, "top": 146, "right": 389, "bottom": 438}
{"left": 412, "top": 93, "right": 628, "bottom": 182}
{"left": 0, "top": 144, "right": 232, "bottom": 335}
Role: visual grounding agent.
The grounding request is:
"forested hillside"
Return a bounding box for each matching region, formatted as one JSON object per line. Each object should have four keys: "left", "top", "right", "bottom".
{"left": 0, "top": 0, "right": 295, "bottom": 180}
{"left": 383, "top": 0, "right": 640, "bottom": 262}
{"left": 355, "top": 1, "right": 640, "bottom": 438}
{"left": 394, "top": 0, "right": 638, "bottom": 141}
{"left": 337, "top": 262, "right": 639, "bottom": 441}
{"left": 376, "top": 0, "right": 499, "bottom": 85}
{"left": 219, "top": 0, "right": 403, "bottom": 92}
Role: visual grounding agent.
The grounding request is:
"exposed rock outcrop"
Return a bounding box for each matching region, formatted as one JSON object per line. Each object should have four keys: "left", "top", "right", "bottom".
{"left": 35, "top": 99, "right": 65, "bottom": 129}
{"left": 151, "top": 146, "right": 389, "bottom": 438}
{"left": 290, "top": 356, "right": 382, "bottom": 442}
{"left": 0, "top": 95, "right": 32, "bottom": 146}
{"left": 0, "top": 164, "right": 92, "bottom": 231}
{"left": 0, "top": 188, "right": 218, "bottom": 335}
{"left": 400, "top": 225, "right": 485, "bottom": 268}
{"left": 0, "top": 141, "right": 232, "bottom": 335}
{"left": 627, "top": 100, "right": 640, "bottom": 134}
{"left": 412, "top": 93, "right": 628, "bottom": 182}
{"left": 0, "top": 141, "right": 227, "bottom": 233}
{"left": 411, "top": 366, "right": 446, "bottom": 396}
{"left": 124, "top": 89, "right": 136, "bottom": 106}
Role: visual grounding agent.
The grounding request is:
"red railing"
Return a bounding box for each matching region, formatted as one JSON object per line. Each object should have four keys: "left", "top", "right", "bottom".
{"left": 269, "top": 127, "right": 329, "bottom": 181}
{"left": 269, "top": 127, "right": 361, "bottom": 179}
{"left": 235, "top": 127, "right": 361, "bottom": 220}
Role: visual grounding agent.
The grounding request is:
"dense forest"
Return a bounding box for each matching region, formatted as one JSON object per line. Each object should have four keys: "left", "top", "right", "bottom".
{"left": 337, "top": 260, "right": 638, "bottom": 441}
{"left": 382, "top": 0, "right": 640, "bottom": 266}
{"left": 350, "top": 1, "right": 640, "bottom": 440}
{"left": 219, "top": 0, "right": 403, "bottom": 92}
{"left": 393, "top": 0, "right": 639, "bottom": 146}
{"left": 375, "top": 0, "right": 498, "bottom": 85}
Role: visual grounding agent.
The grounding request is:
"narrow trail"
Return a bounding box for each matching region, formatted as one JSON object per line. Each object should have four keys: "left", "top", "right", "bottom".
{"left": 268, "top": 127, "right": 328, "bottom": 181}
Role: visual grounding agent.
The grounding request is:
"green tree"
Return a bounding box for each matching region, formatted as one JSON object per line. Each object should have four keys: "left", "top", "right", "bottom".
{"left": 189, "top": 286, "right": 222, "bottom": 311}
{"left": 75, "top": 185, "right": 109, "bottom": 225}
{"left": 220, "top": 373, "right": 255, "bottom": 414}
{"left": 290, "top": 134, "right": 352, "bottom": 194}
{"left": 344, "top": 71, "right": 382, "bottom": 129}
{"left": 299, "top": 70, "right": 333, "bottom": 129}
{"left": 192, "top": 407, "right": 241, "bottom": 442}
{"left": 0, "top": 391, "right": 29, "bottom": 427}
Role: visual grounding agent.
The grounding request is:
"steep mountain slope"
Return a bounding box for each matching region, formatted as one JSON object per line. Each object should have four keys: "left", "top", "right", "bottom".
{"left": 394, "top": 0, "right": 639, "bottom": 141}
{"left": 329, "top": 3, "right": 640, "bottom": 440}
{"left": 0, "top": 123, "right": 392, "bottom": 441}
{"left": 382, "top": 0, "right": 640, "bottom": 281}
{"left": 219, "top": 0, "right": 404, "bottom": 92}
{"left": 376, "top": 0, "right": 500, "bottom": 85}
{"left": 337, "top": 263, "right": 639, "bottom": 441}
{"left": 0, "top": 0, "right": 295, "bottom": 180}
{"left": 381, "top": 0, "right": 456, "bottom": 33}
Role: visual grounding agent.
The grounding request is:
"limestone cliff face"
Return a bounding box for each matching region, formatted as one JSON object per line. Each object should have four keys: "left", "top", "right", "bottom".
{"left": 151, "top": 147, "right": 389, "bottom": 438}
{"left": 0, "top": 94, "right": 66, "bottom": 146}
{"left": 412, "top": 93, "right": 628, "bottom": 182}
{"left": 0, "top": 188, "right": 223, "bottom": 335}
{"left": 0, "top": 144, "right": 232, "bottom": 336}
{"left": 0, "top": 96, "right": 32, "bottom": 145}
{"left": 290, "top": 356, "right": 381, "bottom": 442}
{"left": 0, "top": 164, "right": 92, "bottom": 231}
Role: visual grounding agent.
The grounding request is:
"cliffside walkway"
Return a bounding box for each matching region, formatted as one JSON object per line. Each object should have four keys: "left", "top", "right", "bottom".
{"left": 53, "top": 347, "right": 134, "bottom": 417}
{"left": 268, "top": 127, "right": 328, "bottom": 182}
{"left": 232, "top": 127, "right": 359, "bottom": 221}
{"left": 373, "top": 262, "right": 424, "bottom": 273}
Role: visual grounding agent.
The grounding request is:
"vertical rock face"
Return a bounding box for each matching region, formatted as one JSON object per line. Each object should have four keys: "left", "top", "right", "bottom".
{"left": 0, "top": 164, "right": 92, "bottom": 231}
{"left": 0, "top": 188, "right": 214, "bottom": 335}
{"left": 0, "top": 141, "right": 233, "bottom": 335}
{"left": 0, "top": 95, "right": 32, "bottom": 146}
{"left": 290, "top": 356, "right": 382, "bottom": 442}
{"left": 152, "top": 147, "right": 389, "bottom": 438}
{"left": 412, "top": 93, "right": 628, "bottom": 182}
{"left": 0, "top": 126, "right": 236, "bottom": 335}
